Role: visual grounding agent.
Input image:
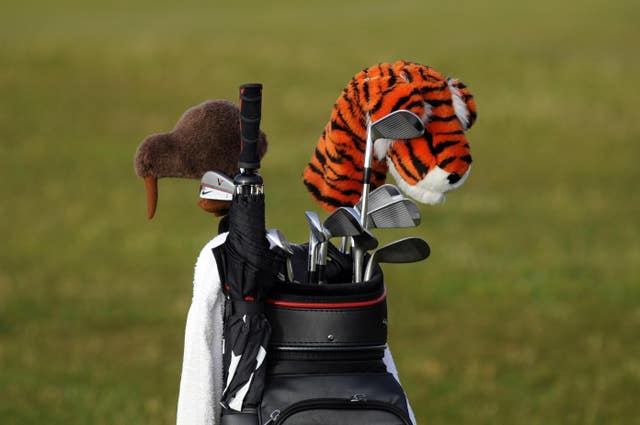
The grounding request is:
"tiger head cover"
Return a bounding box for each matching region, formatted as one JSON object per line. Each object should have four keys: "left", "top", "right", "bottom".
{"left": 303, "top": 60, "right": 477, "bottom": 211}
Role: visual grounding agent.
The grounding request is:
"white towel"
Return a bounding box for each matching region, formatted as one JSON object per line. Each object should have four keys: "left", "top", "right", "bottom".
{"left": 176, "top": 233, "right": 417, "bottom": 425}
{"left": 176, "top": 233, "right": 227, "bottom": 425}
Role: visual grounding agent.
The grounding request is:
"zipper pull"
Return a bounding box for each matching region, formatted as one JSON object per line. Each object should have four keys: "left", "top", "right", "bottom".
{"left": 263, "top": 409, "right": 281, "bottom": 425}
{"left": 350, "top": 393, "right": 368, "bottom": 402}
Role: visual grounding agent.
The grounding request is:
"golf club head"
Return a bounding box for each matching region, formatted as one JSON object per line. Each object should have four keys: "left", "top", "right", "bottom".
{"left": 323, "top": 207, "right": 365, "bottom": 237}
{"left": 305, "top": 211, "right": 326, "bottom": 244}
{"left": 305, "top": 211, "right": 325, "bottom": 282}
{"left": 266, "top": 228, "right": 295, "bottom": 283}
{"left": 371, "top": 110, "right": 424, "bottom": 140}
{"left": 200, "top": 171, "right": 235, "bottom": 201}
{"left": 367, "top": 198, "right": 421, "bottom": 228}
{"left": 266, "top": 228, "right": 294, "bottom": 255}
{"left": 317, "top": 207, "right": 366, "bottom": 284}
{"left": 355, "top": 184, "right": 403, "bottom": 213}
{"left": 364, "top": 237, "right": 431, "bottom": 281}
{"left": 351, "top": 227, "right": 379, "bottom": 283}
{"left": 353, "top": 228, "right": 379, "bottom": 251}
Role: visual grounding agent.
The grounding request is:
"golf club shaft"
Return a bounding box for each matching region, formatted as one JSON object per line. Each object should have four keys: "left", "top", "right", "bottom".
{"left": 359, "top": 122, "right": 374, "bottom": 228}
{"left": 353, "top": 122, "right": 375, "bottom": 282}
{"left": 353, "top": 245, "right": 365, "bottom": 282}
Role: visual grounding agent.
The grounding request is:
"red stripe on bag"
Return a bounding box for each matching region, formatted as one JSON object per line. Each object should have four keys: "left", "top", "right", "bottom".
{"left": 266, "top": 288, "right": 386, "bottom": 309}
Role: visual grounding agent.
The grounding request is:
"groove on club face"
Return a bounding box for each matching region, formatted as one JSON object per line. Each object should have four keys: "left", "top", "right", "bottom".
{"left": 355, "top": 184, "right": 403, "bottom": 213}
{"left": 371, "top": 110, "right": 424, "bottom": 140}
{"left": 367, "top": 199, "right": 421, "bottom": 228}
{"left": 323, "top": 207, "right": 363, "bottom": 237}
{"left": 364, "top": 237, "right": 431, "bottom": 281}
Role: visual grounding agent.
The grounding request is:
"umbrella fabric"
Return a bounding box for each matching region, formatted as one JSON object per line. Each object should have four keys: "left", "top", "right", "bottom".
{"left": 213, "top": 193, "right": 283, "bottom": 411}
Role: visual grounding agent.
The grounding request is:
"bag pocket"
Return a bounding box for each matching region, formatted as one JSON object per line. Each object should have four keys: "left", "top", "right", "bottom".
{"left": 262, "top": 396, "right": 411, "bottom": 425}
{"left": 259, "top": 373, "right": 412, "bottom": 425}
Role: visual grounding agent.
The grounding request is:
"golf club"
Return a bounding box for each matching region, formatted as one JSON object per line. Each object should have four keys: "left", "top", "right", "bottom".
{"left": 353, "top": 110, "right": 424, "bottom": 282}
{"left": 365, "top": 198, "right": 421, "bottom": 229}
{"left": 359, "top": 110, "right": 424, "bottom": 229}
{"left": 351, "top": 226, "right": 380, "bottom": 283}
{"left": 363, "top": 237, "right": 431, "bottom": 281}
{"left": 199, "top": 170, "right": 235, "bottom": 201}
{"left": 266, "top": 228, "right": 295, "bottom": 283}
{"left": 305, "top": 211, "right": 326, "bottom": 284}
{"left": 340, "top": 184, "right": 404, "bottom": 252}
{"left": 317, "top": 207, "right": 372, "bottom": 284}
{"left": 354, "top": 184, "right": 403, "bottom": 213}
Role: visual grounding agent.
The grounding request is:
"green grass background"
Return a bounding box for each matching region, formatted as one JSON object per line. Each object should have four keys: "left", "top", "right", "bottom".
{"left": 1, "top": 0, "right": 639, "bottom": 423}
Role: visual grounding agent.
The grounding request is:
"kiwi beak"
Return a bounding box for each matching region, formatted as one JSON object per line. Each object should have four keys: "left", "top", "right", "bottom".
{"left": 144, "top": 175, "right": 158, "bottom": 219}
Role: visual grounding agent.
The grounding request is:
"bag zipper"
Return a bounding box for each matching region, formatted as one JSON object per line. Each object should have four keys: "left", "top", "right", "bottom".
{"left": 263, "top": 394, "right": 411, "bottom": 424}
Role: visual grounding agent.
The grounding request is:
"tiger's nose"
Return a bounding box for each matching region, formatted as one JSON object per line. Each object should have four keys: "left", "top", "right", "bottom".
{"left": 447, "top": 173, "right": 461, "bottom": 184}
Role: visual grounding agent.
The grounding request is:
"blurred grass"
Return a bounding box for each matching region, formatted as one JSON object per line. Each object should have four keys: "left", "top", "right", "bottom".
{"left": 1, "top": 0, "right": 639, "bottom": 423}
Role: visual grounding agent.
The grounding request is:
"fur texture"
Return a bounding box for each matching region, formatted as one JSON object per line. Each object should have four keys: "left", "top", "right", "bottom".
{"left": 303, "top": 61, "right": 477, "bottom": 211}
{"left": 134, "top": 99, "right": 268, "bottom": 217}
{"left": 135, "top": 99, "right": 267, "bottom": 180}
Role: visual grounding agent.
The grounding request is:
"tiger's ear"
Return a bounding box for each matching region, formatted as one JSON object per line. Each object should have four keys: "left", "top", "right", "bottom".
{"left": 447, "top": 78, "right": 477, "bottom": 131}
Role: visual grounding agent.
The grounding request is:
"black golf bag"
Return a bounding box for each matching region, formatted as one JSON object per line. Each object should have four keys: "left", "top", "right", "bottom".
{"left": 222, "top": 244, "right": 414, "bottom": 425}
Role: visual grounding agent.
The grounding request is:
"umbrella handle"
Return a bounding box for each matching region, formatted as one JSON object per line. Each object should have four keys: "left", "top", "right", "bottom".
{"left": 238, "top": 83, "right": 263, "bottom": 171}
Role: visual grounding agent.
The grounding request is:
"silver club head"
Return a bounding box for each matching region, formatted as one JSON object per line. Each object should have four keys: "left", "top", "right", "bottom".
{"left": 361, "top": 111, "right": 424, "bottom": 229}
{"left": 355, "top": 184, "right": 403, "bottom": 213}
{"left": 364, "top": 237, "right": 431, "bottom": 281}
{"left": 370, "top": 109, "right": 425, "bottom": 140}
{"left": 305, "top": 211, "right": 326, "bottom": 282}
{"left": 353, "top": 228, "right": 379, "bottom": 251}
{"left": 266, "top": 228, "right": 294, "bottom": 255}
{"left": 367, "top": 198, "right": 421, "bottom": 228}
{"left": 316, "top": 207, "right": 367, "bottom": 284}
{"left": 266, "top": 228, "right": 295, "bottom": 282}
{"left": 351, "top": 227, "right": 379, "bottom": 283}
{"left": 323, "top": 207, "right": 365, "bottom": 237}
{"left": 200, "top": 171, "right": 235, "bottom": 200}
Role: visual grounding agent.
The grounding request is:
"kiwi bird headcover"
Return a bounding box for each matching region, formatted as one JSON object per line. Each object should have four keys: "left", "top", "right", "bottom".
{"left": 134, "top": 99, "right": 268, "bottom": 218}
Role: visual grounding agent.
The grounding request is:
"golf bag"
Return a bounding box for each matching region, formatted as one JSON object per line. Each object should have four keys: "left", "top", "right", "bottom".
{"left": 222, "top": 245, "right": 414, "bottom": 425}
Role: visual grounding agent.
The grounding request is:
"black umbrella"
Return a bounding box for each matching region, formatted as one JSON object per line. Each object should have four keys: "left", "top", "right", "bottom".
{"left": 212, "top": 84, "right": 283, "bottom": 415}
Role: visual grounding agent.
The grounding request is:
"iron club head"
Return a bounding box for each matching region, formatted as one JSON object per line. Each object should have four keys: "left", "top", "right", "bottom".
{"left": 364, "top": 237, "right": 431, "bottom": 281}
{"left": 266, "top": 228, "right": 295, "bottom": 282}
{"left": 200, "top": 171, "right": 235, "bottom": 200}
{"left": 366, "top": 198, "right": 421, "bottom": 228}
{"left": 355, "top": 184, "right": 403, "bottom": 213}
{"left": 305, "top": 211, "right": 326, "bottom": 283}
{"left": 370, "top": 109, "right": 425, "bottom": 141}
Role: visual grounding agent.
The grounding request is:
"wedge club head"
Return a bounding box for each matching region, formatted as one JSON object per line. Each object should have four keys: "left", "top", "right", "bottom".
{"left": 364, "top": 237, "right": 431, "bottom": 281}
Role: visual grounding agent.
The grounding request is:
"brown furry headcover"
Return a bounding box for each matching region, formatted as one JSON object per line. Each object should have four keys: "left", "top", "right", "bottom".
{"left": 134, "top": 99, "right": 268, "bottom": 218}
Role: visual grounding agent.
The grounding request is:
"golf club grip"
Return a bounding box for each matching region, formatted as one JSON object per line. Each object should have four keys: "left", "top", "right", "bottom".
{"left": 239, "top": 83, "right": 262, "bottom": 170}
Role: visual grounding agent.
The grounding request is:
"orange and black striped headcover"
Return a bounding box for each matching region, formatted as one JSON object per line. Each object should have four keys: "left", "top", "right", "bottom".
{"left": 303, "top": 60, "right": 477, "bottom": 211}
